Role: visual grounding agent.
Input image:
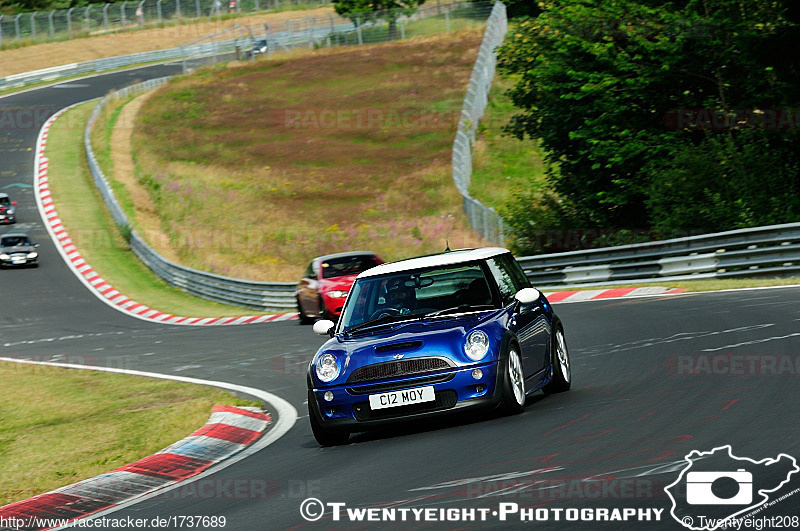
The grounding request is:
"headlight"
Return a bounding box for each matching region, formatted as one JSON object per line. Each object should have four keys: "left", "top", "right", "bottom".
{"left": 327, "top": 290, "right": 348, "bottom": 298}
{"left": 0, "top": 254, "right": 9, "bottom": 260}
{"left": 316, "top": 353, "right": 340, "bottom": 383}
{"left": 7, "top": 209, "right": 13, "bottom": 215}
{"left": 27, "top": 252, "right": 38, "bottom": 259}
{"left": 464, "top": 330, "right": 490, "bottom": 361}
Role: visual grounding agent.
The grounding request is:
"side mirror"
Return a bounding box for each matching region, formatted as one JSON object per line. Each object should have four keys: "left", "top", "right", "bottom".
{"left": 313, "top": 319, "right": 335, "bottom": 337}
{"left": 515, "top": 288, "right": 540, "bottom": 306}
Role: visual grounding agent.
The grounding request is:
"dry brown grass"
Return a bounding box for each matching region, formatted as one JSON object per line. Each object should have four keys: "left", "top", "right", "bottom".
{"left": 109, "top": 92, "right": 182, "bottom": 262}
{"left": 129, "top": 31, "right": 490, "bottom": 281}
{"left": 0, "top": 7, "right": 335, "bottom": 76}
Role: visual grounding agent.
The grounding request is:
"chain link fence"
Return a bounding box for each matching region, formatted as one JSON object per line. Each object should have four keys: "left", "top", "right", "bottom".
{"left": 451, "top": 0, "right": 507, "bottom": 244}
{"left": 180, "top": 1, "right": 493, "bottom": 70}
{"left": 0, "top": 0, "right": 330, "bottom": 48}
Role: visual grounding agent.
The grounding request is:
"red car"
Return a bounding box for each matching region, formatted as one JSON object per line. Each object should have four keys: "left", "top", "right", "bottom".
{"left": 296, "top": 252, "right": 384, "bottom": 324}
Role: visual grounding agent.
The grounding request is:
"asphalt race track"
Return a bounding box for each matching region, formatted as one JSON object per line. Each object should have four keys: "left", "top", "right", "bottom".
{"left": 2, "top": 63, "right": 800, "bottom": 531}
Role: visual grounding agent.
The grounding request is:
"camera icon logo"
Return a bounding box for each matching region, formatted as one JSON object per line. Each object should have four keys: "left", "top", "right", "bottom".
{"left": 686, "top": 469, "right": 753, "bottom": 505}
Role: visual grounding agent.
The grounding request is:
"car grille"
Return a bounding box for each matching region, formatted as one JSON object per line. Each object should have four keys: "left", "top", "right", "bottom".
{"left": 352, "top": 390, "right": 458, "bottom": 421}
{"left": 346, "top": 357, "right": 455, "bottom": 383}
{"left": 346, "top": 373, "right": 455, "bottom": 395}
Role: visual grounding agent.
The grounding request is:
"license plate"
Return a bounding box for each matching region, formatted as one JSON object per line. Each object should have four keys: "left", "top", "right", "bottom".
{"left": 368, "top": 386, "right": 435, "bottom": 410}
{"left": 12, "top": 258, "right": 25, "bottom": 264}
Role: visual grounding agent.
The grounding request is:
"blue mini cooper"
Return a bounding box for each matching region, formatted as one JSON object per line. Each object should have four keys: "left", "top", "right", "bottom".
{"left": 306, "top": 247, "right": 571, "bottom": 446}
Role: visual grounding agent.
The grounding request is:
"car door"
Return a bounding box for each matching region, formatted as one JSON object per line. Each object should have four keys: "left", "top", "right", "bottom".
{"left": 487, "top": 255, "right": 549, "bottom": 377}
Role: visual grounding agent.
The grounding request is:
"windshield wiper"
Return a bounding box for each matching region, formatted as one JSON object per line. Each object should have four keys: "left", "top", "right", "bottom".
{"left": 425, "top": 304, "right": 494, "bottom": 318}
{"left": 342, "top": 315, "right": 400, "bottom": 337}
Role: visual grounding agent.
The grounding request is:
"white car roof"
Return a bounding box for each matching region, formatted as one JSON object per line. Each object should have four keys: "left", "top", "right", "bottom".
{"left": 358, "top": 247, "right": 510, "bottom": 279}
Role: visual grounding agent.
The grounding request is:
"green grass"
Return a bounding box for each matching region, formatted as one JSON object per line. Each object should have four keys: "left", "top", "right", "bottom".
{"left": 0, "top": 360, "right": 260, "bottom": 505}
{"left": 46, "top": 101, "right": 273, "bottom": 317}
{"left": 469, "top": 76, "right": 548, "bottom": 211}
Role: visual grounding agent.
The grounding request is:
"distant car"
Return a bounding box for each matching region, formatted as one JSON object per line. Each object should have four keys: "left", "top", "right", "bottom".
{"left": 0, "top": 193, "right": 17, "bottom": 224}
{"left": 244, "top": 39, "right": 268, "bottom": 60}
{"left": 306, "top": 247, "right": 571, "bottom": 446}
{"left": 0, "top": 233, "right": 39, "bottom": 267}
{"left": 296, "top": 252, "right": 385, "bottom": 324}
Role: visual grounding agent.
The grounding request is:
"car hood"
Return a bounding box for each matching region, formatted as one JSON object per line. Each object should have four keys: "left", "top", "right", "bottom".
{"left": 319, "top": 275, "right": 358, "bottom": 293}
{"left": 314, "top": 310, "right": 506, "bottom": 383}
{"left": 0, "top": 245, "right": 35, "bottom": 253}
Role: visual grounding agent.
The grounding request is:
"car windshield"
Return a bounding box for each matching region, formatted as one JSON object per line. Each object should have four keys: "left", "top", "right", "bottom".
{"left": 339, "top": 262, "right": 498, "bottom": 333}
{"left": 321, "top": 255, "right": 381, "bottom": 279}
{"left": 1, "top": 236, "right": 30, "bottom": 247}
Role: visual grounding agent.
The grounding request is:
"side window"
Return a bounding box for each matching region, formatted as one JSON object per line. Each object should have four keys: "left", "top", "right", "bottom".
{"left": 501, "top": 254, "right": 531, "bottom": 290}
{"left": 304, "top": 262, "right": 315, "bottom": 279}
{"left": 486, "top": 258, "right": 517, "bottom": 306}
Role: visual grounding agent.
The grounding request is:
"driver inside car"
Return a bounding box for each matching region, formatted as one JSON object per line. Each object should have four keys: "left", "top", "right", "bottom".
{"left": 385, "top": 280, "right": 416, "bottom": 315}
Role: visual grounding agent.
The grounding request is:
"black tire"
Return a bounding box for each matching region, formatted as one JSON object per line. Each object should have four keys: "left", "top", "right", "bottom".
{"left": 308, "top": 400, "right": 349, "bottom": 446}
{"left": 297, "top": 297, "right": 314, "bottom": 325}
{"left": 543, "top": 325, "right": 571, "bottom": 394}
{"left": 499, "top": 344, "right": 526, "bottom": 415}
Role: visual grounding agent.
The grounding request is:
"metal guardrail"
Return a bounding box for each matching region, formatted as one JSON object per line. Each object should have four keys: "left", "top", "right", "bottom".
{"left": 85, "top": 78, "right": 297, "bottom": 311}
{"left": 451, "top": 0, "right": 507, "bottom": 244}
{"left": 518, "top": 223, "right": 800, "bottom": 288}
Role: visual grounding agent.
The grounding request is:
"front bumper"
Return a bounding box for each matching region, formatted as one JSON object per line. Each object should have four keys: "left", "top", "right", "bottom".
{"left": 309, "top": 360, "right": 503, "bottom": 432}
{"left": 1, "top": 257, "right": 37, "bottom": 266}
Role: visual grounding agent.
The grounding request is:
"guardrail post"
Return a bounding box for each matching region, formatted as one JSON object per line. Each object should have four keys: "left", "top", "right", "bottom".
{"left": 356, "top": 16, "right": 362, "bottom": 45}
{"left": 48, "top": 10, "right": 55, "bottom": 39}
{"left": 254, "top": 0, "right": 259, "bottom": 12}
{"left": 14, "top": 14, "right": 21, "bottom": 41}
{"left": 121, "top": 2, "right": 127, "bottom": 28}
{"left": 67, "top": 7, "right": 75, "bottom": 37}
{"left": 195, "top": 0, "right": 201, "bottom": 19}
{"left": 445, "top": 7, "right": 450, "bottom": 32}
{"left": 287, "top": 18, "right": 293, "bottom": 41}
{"left": 176, "top": 0, "right": 181, "bottom": 19}
{"left": 137, "top": 0, "right": 146, "bottom": 27}
{"left": 31, "top": 12, "right": 37, "bottom": 41}
{"left": 306, "top": 16, "right": 314, "bottom": 48}
{"left": 399, "top": 18, "right": 405, "bottom": 39}
{"left": 157, "top": 0, "right": 163, "bottom": 24}
{"left": 103, "top": 4, "right": 109, "bottom": 31}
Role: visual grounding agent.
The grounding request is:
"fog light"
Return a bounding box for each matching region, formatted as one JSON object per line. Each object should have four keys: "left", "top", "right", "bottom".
{"left": 472, "top": 368, "right": 483, "bottom": 380}
{"left": 324, "top": 391, "right": 334, "bottom": 402}
{"left": 476, "top": 385, "right": 485, "bottom": 394}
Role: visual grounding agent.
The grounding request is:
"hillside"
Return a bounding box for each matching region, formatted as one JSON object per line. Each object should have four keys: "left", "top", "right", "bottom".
{"left": 124, "top": 30, "right": 488, "bottom": 281}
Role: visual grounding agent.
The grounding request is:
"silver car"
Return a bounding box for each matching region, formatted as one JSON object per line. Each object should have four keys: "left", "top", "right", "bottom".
{"left": 0, "top": 233, "right": 39, "bottom": 267}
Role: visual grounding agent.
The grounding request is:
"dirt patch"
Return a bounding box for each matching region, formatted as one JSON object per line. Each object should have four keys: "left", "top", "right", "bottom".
{"left": 110, "top": 92, "right": 181, "bottom": 262}
{"left": 0, "top": 7, "right": 336, "bottom": 76}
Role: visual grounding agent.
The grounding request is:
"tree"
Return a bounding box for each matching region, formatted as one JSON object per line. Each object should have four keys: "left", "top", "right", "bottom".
{"left": 503, "top": 0, "right": 541, "bottom": 19}
{"left": 497, "top": 0, "right": 800, "bottom": 250}
{"left": 332, "top": 0, "right": 426, "bottom": 41}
